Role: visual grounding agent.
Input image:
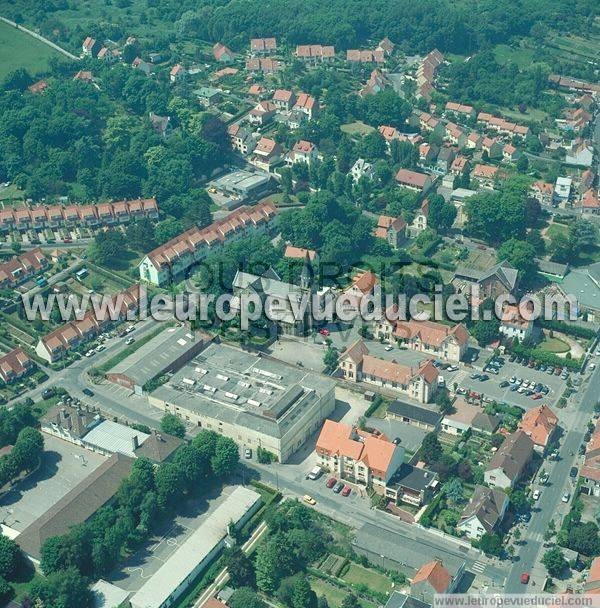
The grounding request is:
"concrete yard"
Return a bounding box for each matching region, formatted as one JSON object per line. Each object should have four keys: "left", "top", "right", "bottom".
{"left": 0, "top": 434, "right": 107, "bottom": 534}
{"left": 108, "top": 484, "right": 241, "bottom": 594}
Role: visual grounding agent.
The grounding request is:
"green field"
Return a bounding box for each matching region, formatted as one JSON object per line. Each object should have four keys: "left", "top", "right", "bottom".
{"left": 341, "top": 121, "right": 376, "bottom": 137}
{"left": 539, "top": 336, "right": 570, "bottom": 354}
{"left": 493, "top": 44, "right": 537, "bottom": 69}
{"left": 0, "top": 21, "right": 64, "bottom": 80}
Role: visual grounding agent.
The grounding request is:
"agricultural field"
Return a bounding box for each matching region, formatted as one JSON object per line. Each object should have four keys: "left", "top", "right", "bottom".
{"left": 0, "top": 21, "right": 64, "bottom": 81}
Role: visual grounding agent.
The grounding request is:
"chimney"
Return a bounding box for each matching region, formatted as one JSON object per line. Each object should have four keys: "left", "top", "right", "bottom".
{"left": 132, "top": 435, "right": 139, "bottom": 450}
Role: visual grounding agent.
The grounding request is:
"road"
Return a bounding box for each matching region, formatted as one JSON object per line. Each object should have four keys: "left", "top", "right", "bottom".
{"left": 505, "top": 363, "right": 600, "bottom": 592}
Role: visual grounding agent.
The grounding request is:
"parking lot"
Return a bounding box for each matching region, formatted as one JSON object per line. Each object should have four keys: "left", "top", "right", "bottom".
{"left": 0, "top": 434, "right": 106, "bottom": 534}
{"left": 456, "top": 356, "right": 570, "bottom": 411}
{"left": 109, "top": 484, "right": 240, "bottom": 593}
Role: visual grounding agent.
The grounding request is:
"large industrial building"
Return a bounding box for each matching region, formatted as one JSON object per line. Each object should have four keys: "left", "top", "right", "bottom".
{"left": 130, "top": 486, "right": 261, "bottom": 608}
{"left": 148, "top": 342, "right": 336, "bottom": 462}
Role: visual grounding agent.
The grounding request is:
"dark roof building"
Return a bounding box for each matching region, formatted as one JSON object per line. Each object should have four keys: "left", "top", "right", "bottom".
{"left": 134, "top": 431, "right": 184, "bottom": 463}
{"left": 387, "top": 400, "right": 442, "bottom": 430}
{"left": 17, "top": 453, "right": 134, "bottom": 560}
{"left": 385, "top": 593, "right": 431, "bottom": 608}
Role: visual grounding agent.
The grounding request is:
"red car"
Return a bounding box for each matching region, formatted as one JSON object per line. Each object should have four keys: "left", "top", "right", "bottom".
{"left": 554, "top": 367, "right": 562, "bottom": 375}
{"left": 532, "top": 393, "right": 543, "bottom": 400}
{"left": 520, "top": 572, "right": 530, "bottom": 584}
{"left": 341, "top": 485, "right": 351, "bottom": 497}
{"left": 319, "top": 328, "right": 330, "bottom": 337}
{"left": 326, "top": 477, "right": 337, "bottom": 489}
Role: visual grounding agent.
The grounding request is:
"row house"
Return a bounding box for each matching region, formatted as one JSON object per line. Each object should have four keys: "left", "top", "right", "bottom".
{"left": 416, "top": 49, "right": 444, "bottom": 101}
{"left": 295, "top": 44, "right": 335, "bottom": 64}
{"left": 477, "top": 112, "right": 530, "bottom": 138}
{"left": 346, "top": 49, "right": 385, "bottom": 64}
{"left": 379, "top": 126, "right": 422, "bottom": 149}
{"left": 316, "top": 419, "right": 404, "bottom": 493}
{"left": 0, "top": 348, "right": 36, "bottom": 384}
{"left": 245, "top": 57, "right": 283, "bottom": 74}
{"left": 272, "top": 89, "right": 296, "bottom": 111}
{"left": 482, "top": 136, "right": 503, "bottom": 159}
{"left": 0, "top": 248, "right": 48, "bottom": 289}
{"left": 445, "top": 122, "right": 467, "bottom": 148}
{"left": 419, "top": 112, "right": 444, "bottom": 137}
{"left": 471, "top": 164, "right": 499, "bottom": 189}
{"left": 227, "top": 124, "right": 257, "bottom": 155}
{"left": 445, "top": 101, "right": 476, "bottom": 120}
{"left": 285, "top": 140, "right": 318, "bottom": 166}
{"left": 563, "top": 107, "right": 592, "bottom": 132}
{"left": 0, "top": 199, "right": 158, "bottom": 233}
{"left": 250, "top": 37, "right": 277, "bottom": 54}
{"left": 549, "top": 74, "right": 600, "bottom": 95}
{"left": 581, "top": 420, "right": 600, "bottom": 497}
{"left": 250, "top": 137, "right": 282, "bottom": 172}
{"left": 373, "top": 315, "right": 469, "bottom": 362}
{"left": 338, "top": 339, "right": 438, "bottom": 403}
{"left": 35, "top": 285, "right": 142, "bottom": 363}
{"left": 138, "top": 202, "right": 277, "bottom": 286}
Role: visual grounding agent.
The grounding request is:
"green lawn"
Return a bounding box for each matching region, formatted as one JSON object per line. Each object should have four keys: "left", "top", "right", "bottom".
{"left": 309, "top": 576, "right": 377, "bottom": 608}
{"left": 493, "top": 44, "right": 536, "bottom": 69}
{"left": 341, "top": 563, "right": 394, "bottom": 595}
{"left": 341, "top": 121, "right": 375, "bottom": 137}
{"left": 539, "top": 336, "right": 570, "bottom": 354}
{"left": 0, "top": 21, "right": 65, "bottom": 80}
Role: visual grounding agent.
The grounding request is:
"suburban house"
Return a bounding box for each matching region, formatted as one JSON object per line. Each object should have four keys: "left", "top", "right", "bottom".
{"left": 376, "top": 37, "right": 395, "bottom": 55}
{"left": 82, "top": 36, "right": 99, "bottom": 57}
{"left": 169, "top": 64, "right": 186, "bottom": 83}
{"left": 408, "top": 199, "right": 430, "bottom": 237}
{"left": 581, "top": 189, "right": 600, "bottom": 215}
{"left": 284, "top": 245, "right": 318, "bottom": 264}
{"left": 384, "top": 462, "right": 439, "bottom": 507}
{"left": 35, "top": 285, "right": 142, "bottom": 363}
{"left": 554, "top": 176, "right": 572, "bottom": 204}
{"left": 293, "top": 93, "right": 319, "bottom": 120}
{"left": 503, "top": 143, "right": 521, "bottom": 163}
{"left": 338, "top": 340, "right": 438, "bottom": 403}
{"left": 373, "top": 315, "right": 469, "bottom": 363}
{"left": 518, "top": 404, "right": 559, "bottom": 453}
{"left": 227, "top": 124, "right": 257, "bottom": 155}
{"left": 138, "top": 203, "right": 277, "bottom": 286}
{"left": 315, "top": 420, "right": 404, "bottom": 493}
{"left": 410, "top": 559, "right": 460, "bottom": 603}
{"left": 457, "top": 485, "right": 509, "bottom": 540}
{"left": 386, "top": 400, "right": 442, "bottom": 431}
{"left": 351, "top": 158, "right": 375, "bottom": 183}
{"left": 250, "top": 137, "right": 282, "bottom": 172}
{"left": 395, "top": 168, "right": 432, "bottom": 192}
{"left": 272, "top": 89, "right": 296, "bottom": 111}
{"left": 248, "top": 100, "right": 277, "bottom": 126}
{"left": 481, "top": 137, "right": 503, "bottom": 159}
{"left": 286, "top": 140, "right": 319, "bottom": 166}
{"left": 471, "top": 164, "right": 499, "bottom": 188}
{"left": 445, "top": 102, "right": 475, "bottom": 120}
{"left": 584, "top": 557, "right": 600, "bottom": 593}
{"left": 340, "top": 271, "right": 379, "bottom": 313}
{"left": 358, "top": 69, "right": 387, "bottom": 97}
{"left": 529, "top": 181, "right": 554, "bottom": 206}
{"left": 499, "top": 303, "right": 534, "bottom": 341}
{"left": 0, "top": 348, "right": 36, "bottom": 384}
{"left": 374, "top": 215, "right": 407, "bottom": 250}
{"left": 213, "top": 43, "right": 235, "bottom": 62}
{"left": 441, "top": 399, "right": 481, "bottom": 436}
{"left": 484, "top": 430, "right": 534, "bottom": 489}
{"left": 0, "top": 248, "right": 48, "bottom": 288}
{"left": 565, "top": 139, "right": 594, "bottom": 168}
{"left": 582, "top": 421, "right": 600, "bottom": 497}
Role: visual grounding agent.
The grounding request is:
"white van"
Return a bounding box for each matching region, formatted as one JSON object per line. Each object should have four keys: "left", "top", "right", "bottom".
{"left": 307, "top": 466, "right": 323, "bottom": 480}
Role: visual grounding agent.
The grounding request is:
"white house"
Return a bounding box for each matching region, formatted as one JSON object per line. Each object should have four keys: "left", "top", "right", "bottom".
{"left": 457, "top": 485, "right": 509, "bottom": 539}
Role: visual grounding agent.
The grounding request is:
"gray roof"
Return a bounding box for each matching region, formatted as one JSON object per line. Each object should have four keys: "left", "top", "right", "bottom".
{"left": 389, "top": 463, "right": 438, "bottom": 492}
{"left": 134, "top": 432, "right": 184, "bottom": 463}
{"left": 536, "top": 258, "right": 569, "bottom": 278}
{"left": 17, "top": 453, "right": 134, "bottom": 559}
{"left": 560, "top": 268, "right": 600, "bottom": 312}
{"left": 486, "top": 430, "right": 533, "bottom": 481}
{"left": 459, "top": 485, "right": 508, "bottom": 533}
{"left": 352, "top": 522, "right": 466, "bottom": 577}
{"left": 385, "top": 592, "right": 431, "bottom": 608}
{"left": 233, "top": 269, "right": 306, "bottom": 301}
{"left": 151, "top": 342, "right": 335, "bottom": 440}
{"left": 453, "top": 260, "right": 518, "bottom": 292}
{"left": 472, "top": 412, "right": 501, "bottom": 434}
{"left": 108, "top": 326, "right": 207, "bottom": 387}
{"left": 42, "top": 405, "right": 99, "bottom": 439}
{"left": 387, "top": 400, "right": 442, "bottom": 427}
{"left": 83, "top": 420, "right": 149, "bottom": 457}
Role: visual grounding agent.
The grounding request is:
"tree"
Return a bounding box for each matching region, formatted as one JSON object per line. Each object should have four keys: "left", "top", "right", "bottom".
{"left": 542, "top": 548, "right": 567, "bottom": 577}
{"left": 0, "top": 536, "right": 20, "bottom": 579}
{"left": 479, "top": 532, "right": 503, "bottom": 556}
{"left": 323, "top": 346, "right": 339, "bottom": 370}
{"left": 89, "top": 229, "right": 125, "bottom": 266}
{"left": 29, "top": 567, "right": 93, "bottom": 608}
{"left": 436, "top": 390, "right": 454, "bottom": 415}
{"left": 126, "top": 218, "right": 157, "bottom": 251}
{"left": 421, "top": 432, "right": 443, "bottom": 464}
{"left": 471, "top": 319, "right": 500, "bottom": 346}
{"left": 255, "top": 533, "right": 295, "bottom": 593}
{"left": 444, "top": 478, "right": 464, "bottom": 504}
{"left": 160, "top": 413, "right": 186, "bottom": 438}
{"left": 427, "top": 194, "right": 457, "bottom": 232}
{"left": 223, "top": 547, "right": 255, "bottom": 588}
{"left": 341, "top": 593, "right": 361, "bottom": 608}
{"left": 154, "top": 217, "right": 184, "bottom": 245}
{"left": 497, "top": 239, "right": 538, "bottom": 287}
{"left": 10, "top": 427, "right": 43, "bottom": 472}
{"left": 211, "top": 436, "right": 239, "bottom": 477}
{"left": 291, "top": 575, "right": 317, "bottom": 608}
{"left": 229, "top": 587, "right": 267, "bottom": 608}
{"left": 509, "top": 489, "right": 530, "bottom": 513}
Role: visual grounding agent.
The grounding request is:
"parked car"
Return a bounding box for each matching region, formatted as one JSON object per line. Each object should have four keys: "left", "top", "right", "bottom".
{"left": 569, "top": 467, "right": 578, "bottom": 478}
{"left": 319, "top": 328, "right": 330, "bottom": 337}
{"left": 244, "top": 448, "right": 252, "bottom": 459}
{"left": 562, "top": 492, "right": 571, "bottom": 503}
{"left": 82, "top": 388, "right": 95, "bottom": 397}
{"left": 520, "top": 573, "right": 530, "bottom": 584}
{"left": 532, "top": 489, "right": 541, "bottom": 500}
{"left": 540, "top": 473, "right": 549, "bottom": 484}
{"left": 499, "top": 381, "right": 510, "bottom": 388}
{"left": 547, "top": 367, "right": 555, "bottom": 375}
{"left": 41, "top": 388, "right": 55, "bottom": 400}
{"left": 341, "top": 486, "right": 351, "bottom": 497}
{"left": 479, "top": 374, "right": 489, "bottom": 381}
{"left": 125, "top": 337, "right": 135, "bottom": 345}
{"left": 384, "top": 345, "right": 393, "bottom": 351}
{"left": 532, "top": 393, "right": 543, "bottom": 400}
{"left": 447, "top": 365, "right": 459, "bottom": 372}
{"left": 303, "top": 495, "right": 316, "bottom": 505}
{"left": 333, "top": 482, "right": 344, "bottom": 494}
{"left": 326, "top": 477, "right": 337, "bottom": 489}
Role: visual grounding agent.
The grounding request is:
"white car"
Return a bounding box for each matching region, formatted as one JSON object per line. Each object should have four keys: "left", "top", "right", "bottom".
{"left": 125, "top": 337, "right": 135, "bottom": 345}
{"left": 384, "top": 345, "right": 393, "bottom": 351}
{"left": 532, "top": 489, "right": 540, "bottom": 500}
{"left": 562, "top": 492, "right": 570, "bottom": 503}
{"left": 447, "top": 365, "right": 459, "bottom": 372}
{"left": 509, "top": 376, "right": 517, "bottom": 384}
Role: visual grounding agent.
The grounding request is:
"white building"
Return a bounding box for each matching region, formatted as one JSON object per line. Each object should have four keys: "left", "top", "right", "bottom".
{"left": 351, "top": 158, "right": 375, "bottom": 183}
{"left": 554, "top": 176, "right": 572, "bottom": 204}
{"left": 457, "top": 485, "right": 509, "bottom": 540}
